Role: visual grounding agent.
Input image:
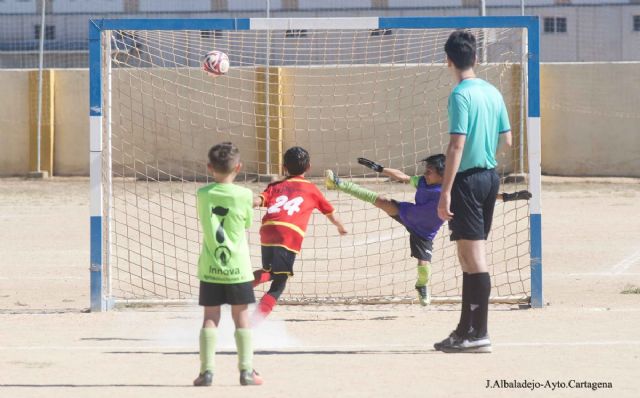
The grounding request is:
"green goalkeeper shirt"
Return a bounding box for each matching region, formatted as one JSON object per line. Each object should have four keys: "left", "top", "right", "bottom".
{"left": 196, "top": 182, "right": 254, "bottom": 284}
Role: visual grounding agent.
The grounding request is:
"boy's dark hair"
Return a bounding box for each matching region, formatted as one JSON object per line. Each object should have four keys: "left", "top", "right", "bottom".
{"left": 444, "top": 30, "right": 476, "bottom": 70}
{"left": 208, "top": 142, "right": 240, "bottom": 174}
{"left": 283, "top": 146, "right": 310, "bottom": 176}
{"left": 423, "top": 154, "right": 446, "bottom": 176}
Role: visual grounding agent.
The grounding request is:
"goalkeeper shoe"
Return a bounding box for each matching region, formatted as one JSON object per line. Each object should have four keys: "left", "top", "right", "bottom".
{"left": 240, "top": 369, "right": 264, "bottom": 386}
{"left": 415, "top": 285, "right": 431, "bottom": 306}
{"left": 325, "top": 170, "right": 340, "bottom": 190}
{"left": 193, "top": 370, "right": 213, "bottom": 386}
{"left": 434, "top": 331, "right": 492, "bottom": 353}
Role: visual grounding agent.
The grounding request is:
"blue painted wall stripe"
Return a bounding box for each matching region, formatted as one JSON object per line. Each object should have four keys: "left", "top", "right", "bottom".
{"left": 90, "top": 216, "right": 103, "bottom": 312}
{"left": 530, "top": 213, "right": 543, "bottom": 308}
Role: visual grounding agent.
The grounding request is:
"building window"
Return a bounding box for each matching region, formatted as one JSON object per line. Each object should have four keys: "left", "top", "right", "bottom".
{"left": 544, "top": 17, "right": 567, "bottom": 33}
{"left": 35, "top": 25, "right": 55, "bottom": 41}
{"left": 556, "top": 17, "right": 567, "bottom": 33}
{"left": 285, "top": 30, "right": 307, "bottom": 38}
{"left": 634, "top": 16, "right": 640, "bottom": 32}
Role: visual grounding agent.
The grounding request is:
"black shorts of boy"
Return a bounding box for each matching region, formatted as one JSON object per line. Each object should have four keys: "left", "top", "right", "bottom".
{"left": 198, "top": 281, "right": 255, "bottom": 306}
{"left": 449, "top": 168, "right": 500, "bottom": 241}
{"left": 390, "top": 212, "right": 433, "bottom": 262}
{"left": 261, "top": 245, "right": 297, "bottom": 276}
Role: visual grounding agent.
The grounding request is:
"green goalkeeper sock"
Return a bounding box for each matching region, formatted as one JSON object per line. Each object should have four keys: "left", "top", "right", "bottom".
{"left": 234, "top": 328, "right": 253, "bottom": 371}
{"left": 416, "top": 263, "right": 431, "bottom": 287}
{"left": 199, "top": 327, "right": 217, "bottom": 373}
{"left": 336, "top": 179, "right": 378, "bottom": 204}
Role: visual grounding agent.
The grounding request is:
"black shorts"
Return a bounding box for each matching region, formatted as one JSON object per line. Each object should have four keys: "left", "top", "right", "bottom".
{"left": 198, "top": 281, "right": 255, "bottom": 306}
{"left": 449, "top": 168, "right": 500, "bottom": 241}
{"left": 391, "top": 214, "right": 434, "bottom": 262}
{"left": 261, "top": 246, "right": 297, "bottom": 276}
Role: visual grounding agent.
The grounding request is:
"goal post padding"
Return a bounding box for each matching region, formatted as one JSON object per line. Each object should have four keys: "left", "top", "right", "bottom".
{"left": 89, "top": 17, "right": 542, "bottom": 311}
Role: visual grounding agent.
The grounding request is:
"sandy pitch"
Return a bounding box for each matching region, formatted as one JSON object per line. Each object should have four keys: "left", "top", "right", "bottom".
{"left": 1, "top": 176, "right": 639, "bottom": 398}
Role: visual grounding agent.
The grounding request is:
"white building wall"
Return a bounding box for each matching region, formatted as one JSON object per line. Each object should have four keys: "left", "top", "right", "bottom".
{"left": 536, "top": 7, "right": 579, "bottom": 62}
{"left": 228, "top": 0, "right": 282, "bottom": 11}
{"left": 388, "top": 0, "right": 464, "bottom": 7}
{"left": 623, "top": 6, "right": 640, "bottom": 61}
{"left": 52, "top": 0, "right": 123, "bottom": 14}
{"left": 2, "top": 2, "right": 640, "bottom": 64}
{"left": 138, "top": 0, "right": 210, "bottom": 13}
{"left": 298, "top": 0, "right": 370, "bottom": 9}
{"left": 0, "top": 0, "right": 35, "bottom": 14}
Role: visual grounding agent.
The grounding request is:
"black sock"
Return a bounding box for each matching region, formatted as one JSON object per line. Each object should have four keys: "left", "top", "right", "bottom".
{"left": 455, "top": 273, "right": 471, "bottom": 337}
{"left": 467, "top": 272, "right": 491, "bottom": 338}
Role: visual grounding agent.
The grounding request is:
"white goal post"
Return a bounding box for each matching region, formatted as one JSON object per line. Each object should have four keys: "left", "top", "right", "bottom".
{"left": 89, "top": 16, "right": 542, "bottom": 311}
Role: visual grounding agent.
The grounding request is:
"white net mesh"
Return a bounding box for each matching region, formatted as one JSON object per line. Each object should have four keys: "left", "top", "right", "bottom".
{"left": 103, "top": 26, "right": 530, "bottom": 305}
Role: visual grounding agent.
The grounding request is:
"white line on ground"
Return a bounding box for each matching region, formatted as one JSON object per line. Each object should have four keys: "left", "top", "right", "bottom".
{"left": 0, "top": 276, "right": 84, "bottom": 280}
{"left": 610, "top": 248, "right": 640, "bottom": 275}
{"left": 547, "top": 272, "right": 640, "bottom": 277}
{"left": 2, "top": 341, "right": 639, "bottom": 351}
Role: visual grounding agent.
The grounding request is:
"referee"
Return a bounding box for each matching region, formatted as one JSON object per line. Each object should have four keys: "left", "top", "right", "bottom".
{"left": 435, "top": 30, "right": 513, "bottom": 353}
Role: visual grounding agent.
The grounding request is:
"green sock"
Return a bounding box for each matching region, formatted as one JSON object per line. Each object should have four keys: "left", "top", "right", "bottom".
{"left": 336, "top": 179, "right": 378, "bottom": 204}
{"left": 199, "top": 327, "right": 217, "bottom": 373}
{"left": 416, "top": 263, "right": 431, "bottom": 287}
{"left": 234, "top": 328, "right": 253, "bottom": 371}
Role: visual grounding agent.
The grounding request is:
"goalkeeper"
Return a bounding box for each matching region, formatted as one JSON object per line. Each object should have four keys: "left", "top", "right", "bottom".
{"left": 326, "top": 156, "right": 530, "bottom": 306}
{"left": 326, "top": 155, "right": 446, "bottom": 305}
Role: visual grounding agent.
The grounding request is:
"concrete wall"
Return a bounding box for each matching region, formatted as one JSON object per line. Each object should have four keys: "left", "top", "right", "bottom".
{"left": 109, "top": 66, "right": 260, "bottom": 178}
{"left": 1, "top": 63, "right": 639, "bottom": 178}
{"left": 540, "top": 63, "right": 640, "bottom": 177}
{"left": 0, "top": 71, "right": 30, "bottom": 175}
{"left": 108, "top": 64, "right": 519, "bottom": 178}
{"left": 278, "top": 65, "right": 520, "bottom": 176}
{"left": 54, "top": 69, "right": 88, "bottom": 175}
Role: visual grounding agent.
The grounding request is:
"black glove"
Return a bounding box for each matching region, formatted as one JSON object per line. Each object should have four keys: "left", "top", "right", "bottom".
{"left": 357, "top": 157, "right": 384, "bottom": 173}
{"left": 502, "top": 190, "right": 532, "bottom": 202}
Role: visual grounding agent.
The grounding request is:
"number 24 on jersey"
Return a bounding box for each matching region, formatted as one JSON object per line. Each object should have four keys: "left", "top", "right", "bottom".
{"left": 267, "top": 195, "right": 304, "bottom": 216}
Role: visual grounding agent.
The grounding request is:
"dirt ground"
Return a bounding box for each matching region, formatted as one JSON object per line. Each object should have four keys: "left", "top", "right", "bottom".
{"left": 1, "top": 176, "right": 639, "bottom": 398}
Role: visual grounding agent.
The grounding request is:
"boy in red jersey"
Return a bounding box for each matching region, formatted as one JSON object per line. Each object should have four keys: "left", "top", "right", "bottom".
{"left": 252, "top": 147, "right": 347, "bottom": 324}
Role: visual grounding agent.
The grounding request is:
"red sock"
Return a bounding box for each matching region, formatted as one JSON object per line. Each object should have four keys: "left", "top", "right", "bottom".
{"left": 251, "top": 294, "right": 277, "bottom": 326}
{"left": 252, "top": 270, "right": 272, "bottom": 287}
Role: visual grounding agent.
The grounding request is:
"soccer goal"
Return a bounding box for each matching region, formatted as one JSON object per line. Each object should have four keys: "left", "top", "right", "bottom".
{"left": 89, "top": 16, "right": 542, "bottom": 311}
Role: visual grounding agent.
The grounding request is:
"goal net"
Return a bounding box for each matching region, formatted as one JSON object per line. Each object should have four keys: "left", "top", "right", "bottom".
{"left": 90, "top": 17, "right": 541, "bottom": 309}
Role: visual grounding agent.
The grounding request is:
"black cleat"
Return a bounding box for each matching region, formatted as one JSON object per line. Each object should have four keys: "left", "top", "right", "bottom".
{"left": 240, "top": 369, "right": 264, "bottom": 386}
{"left": 193, "top": 370, "right": 213, "bottom": 386}
{"left": 434, "top": 331, "right": 492, "bottom": 353}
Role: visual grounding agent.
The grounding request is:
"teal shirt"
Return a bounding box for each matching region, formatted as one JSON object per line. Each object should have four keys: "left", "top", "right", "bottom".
{"left": 448, "top": 78, "right": 511, "bottom": 172}
{"left": 196, "top": 182, "right": 254, "bottom": 284}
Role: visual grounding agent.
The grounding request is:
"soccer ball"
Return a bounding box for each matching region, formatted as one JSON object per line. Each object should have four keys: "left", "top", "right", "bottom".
{"left": 203, "top": 50, "right": 229, "bottom": 76}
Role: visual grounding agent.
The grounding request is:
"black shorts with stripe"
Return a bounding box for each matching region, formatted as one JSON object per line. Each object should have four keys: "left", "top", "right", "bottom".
{"left": 261, "top": 245, "right": 297, "bottom": 276}
{"left": 198, "top": 281, "right": 255, "bottom": 306}
{"left": 449, "top": 167, "right": 500, "bottom": 241}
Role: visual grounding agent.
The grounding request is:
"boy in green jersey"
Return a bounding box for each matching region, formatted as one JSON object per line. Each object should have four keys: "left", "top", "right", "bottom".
{"left": 193, "top": 142, "right": 263, "bottom": 387}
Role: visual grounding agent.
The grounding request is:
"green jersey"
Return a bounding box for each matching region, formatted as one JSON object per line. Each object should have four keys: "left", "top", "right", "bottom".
{"left": 448, "top": 78, "right": 511, "bottom": 172}
{"left": 196, "top": 182, "right": 254, "bottom": 284}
